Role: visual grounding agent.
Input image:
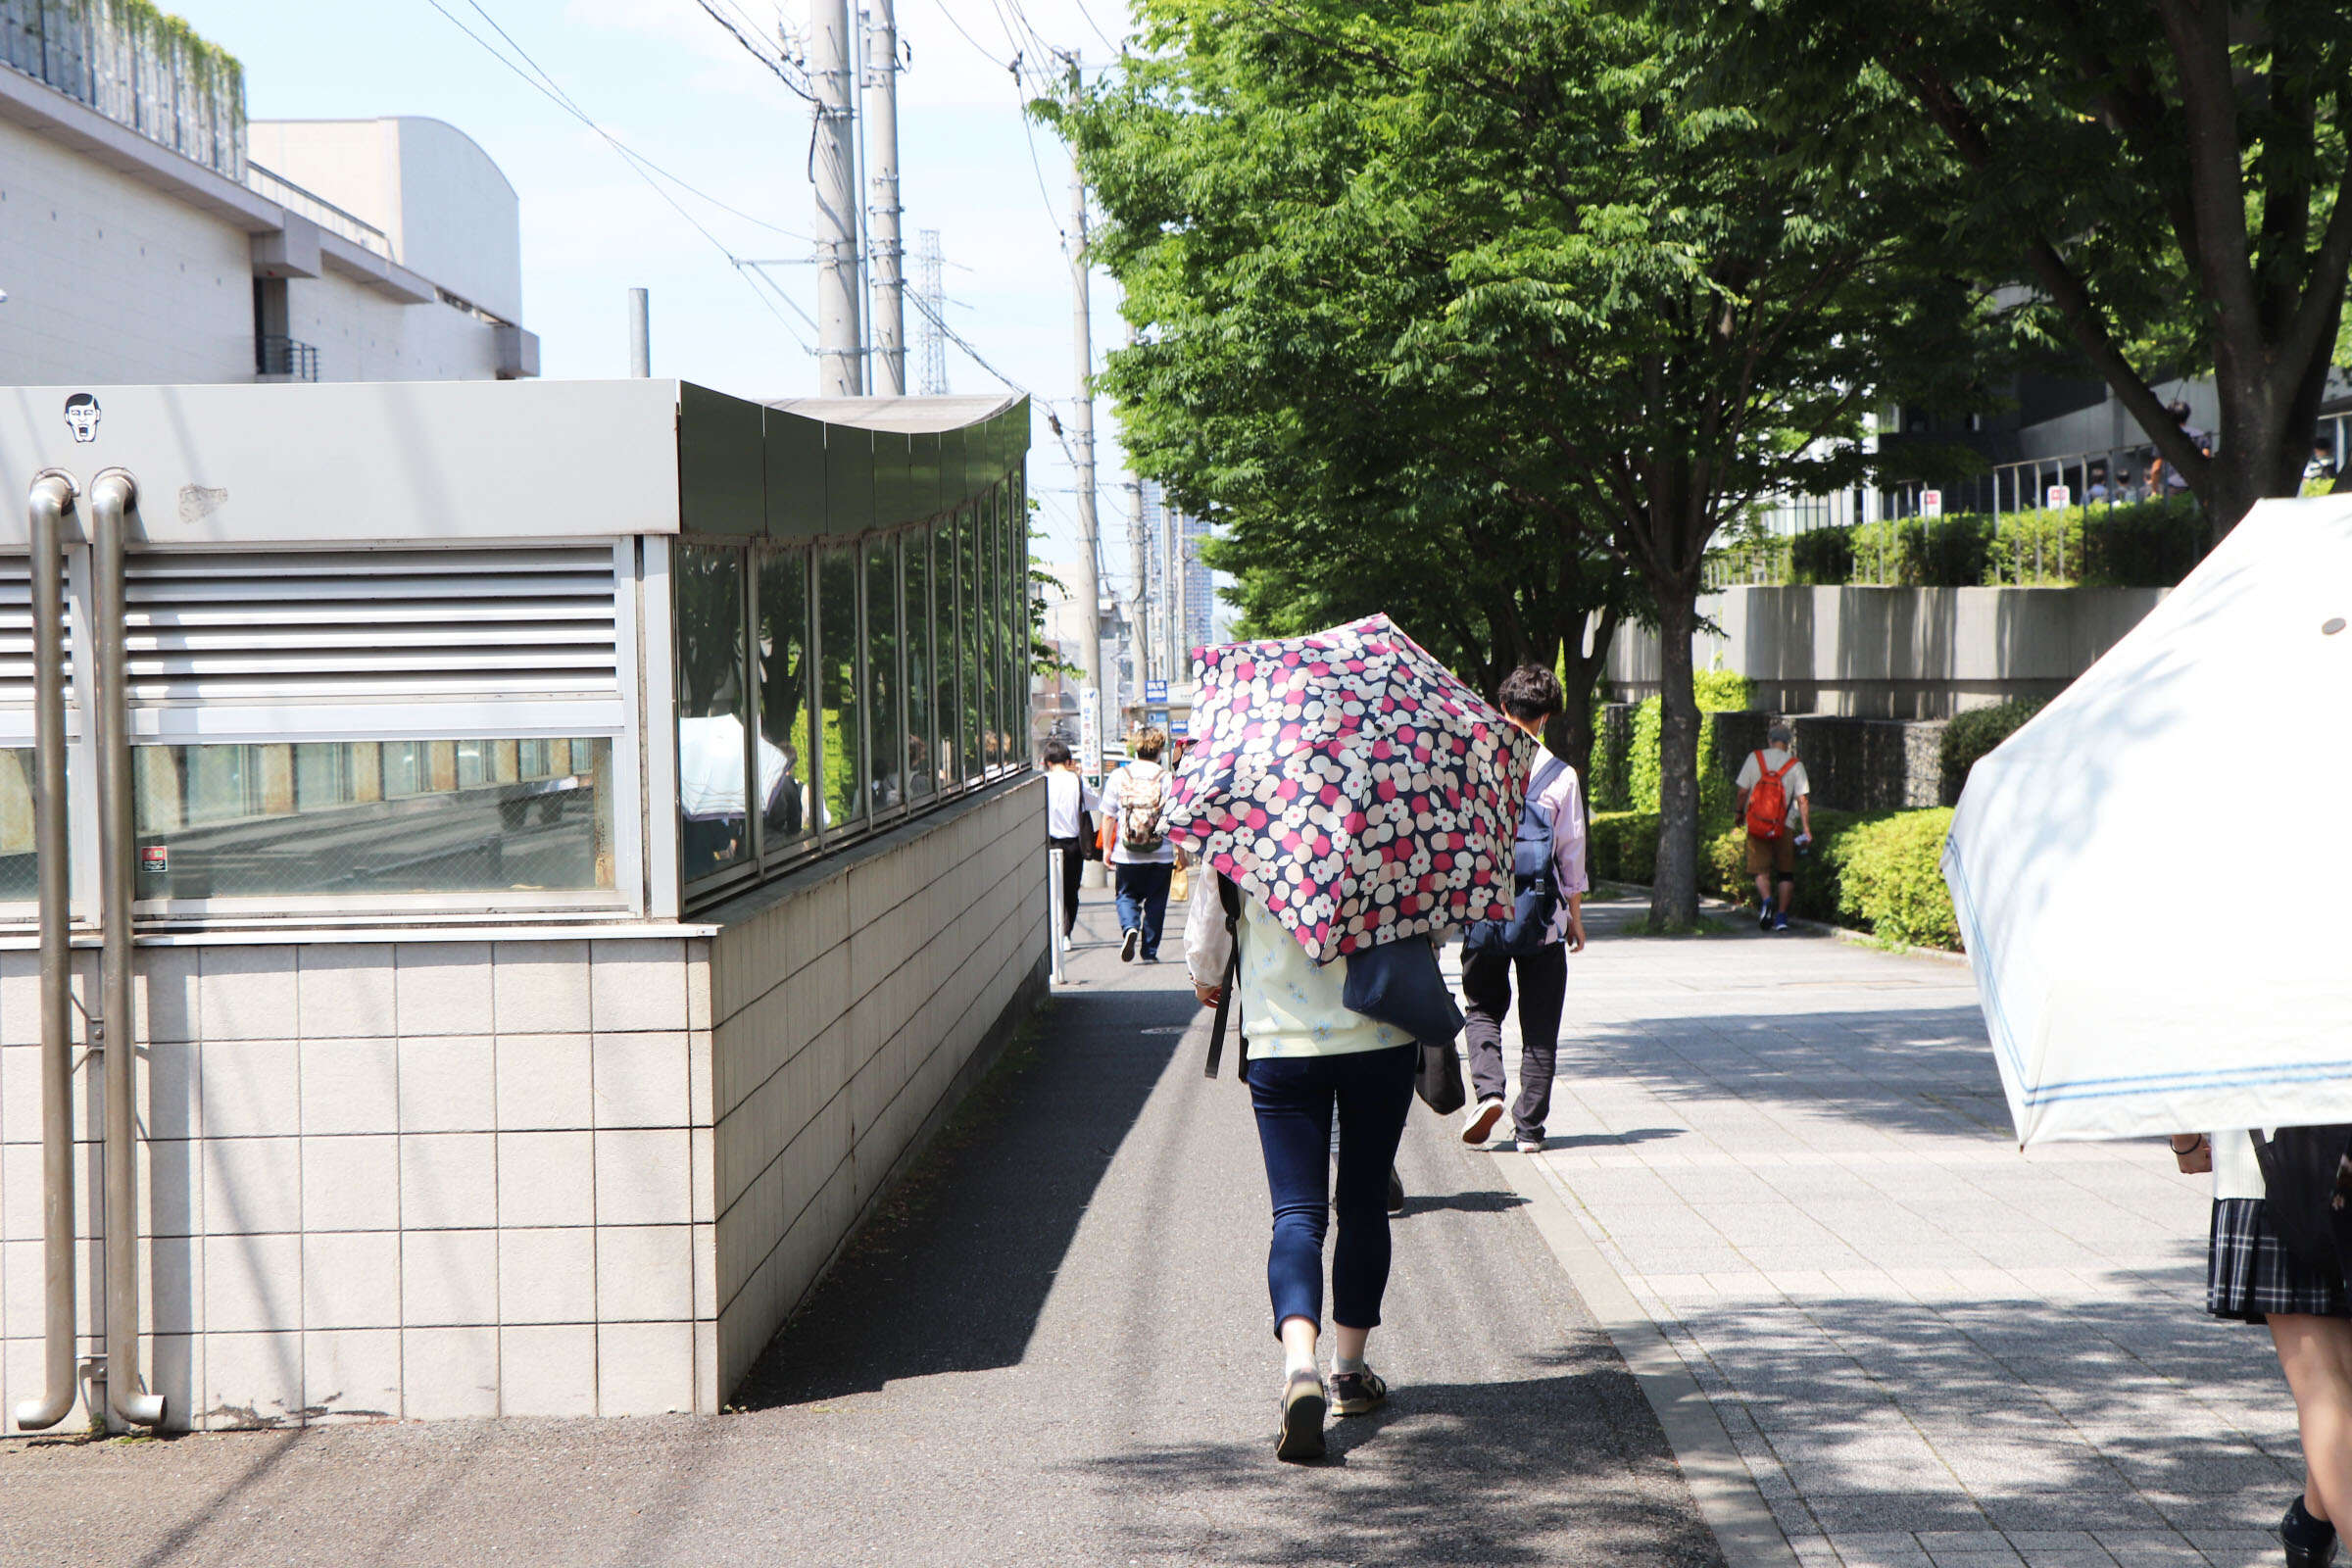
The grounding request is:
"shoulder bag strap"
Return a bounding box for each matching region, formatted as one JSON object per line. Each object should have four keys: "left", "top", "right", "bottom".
{"left": 1203, "top": 878, "right": 1246, "bottom": 1078}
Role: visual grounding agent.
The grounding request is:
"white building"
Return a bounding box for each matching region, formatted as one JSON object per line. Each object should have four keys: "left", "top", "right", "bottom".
{"left": 0, "top": 0, "right": 536, "bottom": 385}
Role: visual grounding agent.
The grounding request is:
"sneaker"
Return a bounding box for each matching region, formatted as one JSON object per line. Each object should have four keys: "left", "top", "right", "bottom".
{"left": 1120, "top": 928, "right": 1140, "bottom": 962}
{"left": 1772, "top": 911, "right": 1790, "bottom": 933}
{"left": 1515, "top": 1137, "right": 1545, "bottom": 1153}
{"left": 1462, "top": 1098, "right": 1505, "bottom": 1145}
{"left": 1328, "top": 1367, "right": 1389, "bottom": 1417}
{"left": 1386, "top": 1166, "right": 1405, "bottom": 1215}
{"left": 1275, "top": 1369, "right": 1326, "bottom": 1461}
{"left": 1758, "top": 899, "right": 1775, "bottom": 931}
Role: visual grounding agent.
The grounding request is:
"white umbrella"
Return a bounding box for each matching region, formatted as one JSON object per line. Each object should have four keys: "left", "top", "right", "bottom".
{"left": 1943, "top": 496, "right": 2352, "bottom": 1145}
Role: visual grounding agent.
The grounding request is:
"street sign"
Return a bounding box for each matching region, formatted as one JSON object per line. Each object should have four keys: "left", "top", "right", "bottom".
{"left": 2045, "top": 485, "right": 2071, "bottom": 510}
{"left": 1921, "top": 489, "right": 1942, "bottom": 519}
{"left": 1147, "top": 709, "right": 1169, "bottom": 730}
{"left": 1144, "top": 679, "right": 1168, "bottom": 703}
{"left": 1078, "top": 686, "right": 1101, "bottom": 775}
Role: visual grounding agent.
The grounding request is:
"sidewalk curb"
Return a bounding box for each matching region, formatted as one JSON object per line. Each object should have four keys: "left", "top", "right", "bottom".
{"left": 1491, "top": 1149, "right": 1800, "bottom": 1568}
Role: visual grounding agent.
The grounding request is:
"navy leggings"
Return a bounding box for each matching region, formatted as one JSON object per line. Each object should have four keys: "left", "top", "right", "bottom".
{"left": 1246, "top": 1044, "right": 1417, "bottom": 1337}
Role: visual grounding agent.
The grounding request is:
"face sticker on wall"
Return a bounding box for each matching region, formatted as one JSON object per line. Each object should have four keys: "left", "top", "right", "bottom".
{"left": 63, "top": 393, "right": 100, "bottom": 443}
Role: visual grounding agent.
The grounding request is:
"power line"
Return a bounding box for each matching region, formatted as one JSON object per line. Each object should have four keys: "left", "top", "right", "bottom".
{"left": 424, "top": 0, "right": 817, "bottom": 361}
{"left": 688, "top": 0, "right": 819, "bottom": 103}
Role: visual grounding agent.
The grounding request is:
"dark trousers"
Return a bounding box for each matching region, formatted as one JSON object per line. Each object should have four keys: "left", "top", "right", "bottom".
{"left": 1246, "top": 1045, "right": 1417, "bottom": 1335}
{"left": 1112, "top": 861, "right": 1172, "bottom": 957}
{"left": 1048, "top": 835, "right": 1084, "bottom": 935}
{"left": 1461, "top": 942, "right": 1570, "bottom": 1142}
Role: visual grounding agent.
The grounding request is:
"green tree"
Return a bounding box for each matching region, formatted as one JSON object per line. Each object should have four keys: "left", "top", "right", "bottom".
{"left": 1698, "top": 0, "right": 2352, "bottom": 539}
{"left": 1053, "top": 4, "right": 1639, "bottom": 784}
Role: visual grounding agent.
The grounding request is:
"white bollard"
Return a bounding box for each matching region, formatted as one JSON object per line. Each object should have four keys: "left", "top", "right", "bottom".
{"left": 1050, "top": 846, "right": 1067, "bottom": 985}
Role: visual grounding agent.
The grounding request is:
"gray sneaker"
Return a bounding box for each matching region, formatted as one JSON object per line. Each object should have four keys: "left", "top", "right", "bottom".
{"left": 1329, "top": 1367, "right": 1388, "bottom": 1417}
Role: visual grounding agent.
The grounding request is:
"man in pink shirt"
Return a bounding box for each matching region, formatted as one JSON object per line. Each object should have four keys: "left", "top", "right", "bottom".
{"left": 1461, "top": 665, "right": 1590, "bottom": 1152}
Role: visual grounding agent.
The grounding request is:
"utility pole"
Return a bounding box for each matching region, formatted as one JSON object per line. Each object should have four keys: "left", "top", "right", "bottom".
{"left": 1127, "top": 468, "right": 1149, "bottom": 691}
{"left": 810, "top": 0, "right": 862, "bottom": 394}
{"left": 1070, "top": 165, "right": 1103, "bottom": 765}
{"left": 1162, "top": 489, "right": 1181, "bottom": 684}
{"left": 627, "top": 288, "right": 650, "bottom": 377}
{"left": 914, "top": 229, "right": 948, "bottom": 395}
{"left": 860, "top": 0, "right": 906, "bottom": 395}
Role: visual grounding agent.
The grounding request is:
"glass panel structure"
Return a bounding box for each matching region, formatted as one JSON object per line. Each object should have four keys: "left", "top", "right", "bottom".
{"left": 864, "top": 536, "right": 904, "bottom": 812}
{"left": 904, "top": 524, "right": 936, "bottom": 802}
{"left": 757, "top": 549, "right": 816, "bottom": 859}
{"left": 817, "top": 543, "right": 864, "bottom": 832}
{"left": 978, "top": 494, "right": 1001, "bottom": 771}
{"left": 956, "top": 509, "right": 982, "bottom": 782}
{"left": 674, "top": 544, "right": 751, "bottom": 881}
{"left": 133, "top": 740, "right": 615, "bottom": 898}
{"left": 0, "top": 749, "right": 35, "bottom": 902}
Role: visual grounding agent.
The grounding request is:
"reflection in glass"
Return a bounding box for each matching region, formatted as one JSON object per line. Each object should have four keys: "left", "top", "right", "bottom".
{"left": 1000, "top": 488, "right": 1022, "bottom": 755}
{"left": 905, "top": 525, "right": 936, "bottom": 800}
{"left": 818, "top": 544, "right": 864, "bottom": 830}
{"left": 979, "top": 493, "right": 1001, "bottom": 770}
{"left": 757, "top": 549, "right": 815, "bottom": 858}
{"left": 0, "top": 749, "right": 35, "bottom": 901}
{"left": 133, "top": 740, "right": 616, "bottom": 898}
{"left": 957, "top": 509, "right": 982, "bottom": 782}
{"left": 675, "top": 544, "right": 751, "bottom": 880}
{"left": 865, "top": 536, "right": 904, "bottom": 811}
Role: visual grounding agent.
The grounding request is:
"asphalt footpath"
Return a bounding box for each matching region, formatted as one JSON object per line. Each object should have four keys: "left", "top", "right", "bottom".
{"left": 0, "top": 883, "right": 1723, "bottom": 1568}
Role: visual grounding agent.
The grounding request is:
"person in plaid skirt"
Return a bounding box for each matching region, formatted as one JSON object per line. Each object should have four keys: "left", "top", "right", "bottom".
{"left": 2176, "top": 1130, "right": 2352, "bottom": 1568}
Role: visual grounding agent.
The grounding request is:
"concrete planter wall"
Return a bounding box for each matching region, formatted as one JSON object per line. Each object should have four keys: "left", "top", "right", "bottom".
{"left": 1607, "top": 585, "right": 2167, "bottom": 719}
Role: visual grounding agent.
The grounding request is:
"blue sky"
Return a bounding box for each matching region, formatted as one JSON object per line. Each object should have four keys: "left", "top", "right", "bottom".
{"left": 169, "top": 0, "right": 1135, "bottom": 580}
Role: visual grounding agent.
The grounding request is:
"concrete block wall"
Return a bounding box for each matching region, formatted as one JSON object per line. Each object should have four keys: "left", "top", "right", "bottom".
{"left": 1783, "top": 714, "right": 1948, "bottom": 812}
{"left": 1606, "top": 585, "right": 2167, "bottom": 718}
{"left": 709, "top": 778, "right": 1049, "bottom": 1400}
{"left": 0, "top": 934, "right": 716, "bottom": 1432}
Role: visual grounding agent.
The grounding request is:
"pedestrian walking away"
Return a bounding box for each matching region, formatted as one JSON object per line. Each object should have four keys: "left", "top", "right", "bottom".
{"left": 1459, "top": 664, "right": 1588, "bottom": 1153}
{"left": 2172, "top": 1128, "right": 2352, "bottom": 1568}
{"left": 1040, "top": 736, "right": 1101, "bottom": 940}
{"left": 1187, "top": 866, "right": 1417, "bottom": 1461}
{"left": 1104, "top": 727, "right": 1177, "bottom": 962}
{"left": 1735, "top": 721, "right": 1812, "bottom": 932}
{"left": 1164, "top": 612, "right": 1537, "bottom": 1463}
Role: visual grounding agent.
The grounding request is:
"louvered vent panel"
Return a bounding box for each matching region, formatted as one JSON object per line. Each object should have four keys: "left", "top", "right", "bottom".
{"left": 123, "top": 547, "right": 621, "bottom": 705}
{"left": 0, "top": 557, "right": 75, "bottom": 709}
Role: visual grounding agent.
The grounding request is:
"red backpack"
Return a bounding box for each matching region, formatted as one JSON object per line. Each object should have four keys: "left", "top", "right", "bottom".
{"left": 1744, "top": 752, "right": 1797, "bottom": 841}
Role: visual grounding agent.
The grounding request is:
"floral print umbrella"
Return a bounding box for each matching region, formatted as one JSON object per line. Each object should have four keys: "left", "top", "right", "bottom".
{"left": 1164, "top": 612, "right": 1539, "bottom": 963}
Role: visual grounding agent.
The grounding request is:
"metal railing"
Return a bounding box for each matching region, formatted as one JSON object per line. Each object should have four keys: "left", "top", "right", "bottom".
{"left": 244, "top": 162, "right": 391, "bottom": 258}
{"left": 257, "top": 334, "right": 319, "bottom": 381}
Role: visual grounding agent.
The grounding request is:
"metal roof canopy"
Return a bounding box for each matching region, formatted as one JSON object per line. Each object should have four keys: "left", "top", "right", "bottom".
{"left": 0, "top": 380, "right": 1027, "bottom": 548}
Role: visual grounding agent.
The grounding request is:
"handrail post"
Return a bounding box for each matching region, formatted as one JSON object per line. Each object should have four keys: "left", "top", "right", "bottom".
{"left": 90, "top": 470, "right": 166, "bottom": 1431}
{"left": 15, "top": 475, "right": 80, "bottom": 1433}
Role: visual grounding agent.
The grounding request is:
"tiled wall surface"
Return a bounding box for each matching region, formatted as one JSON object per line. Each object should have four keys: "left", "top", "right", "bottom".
{"left": 710, "top": 778, "right": 1049, "bottom": 1399}
{"left": 0, "top": 779, "right": 1047, "bottom": 1431}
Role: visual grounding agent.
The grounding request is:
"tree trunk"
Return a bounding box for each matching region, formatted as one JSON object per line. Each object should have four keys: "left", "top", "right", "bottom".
{"left": 1647, "top": 588, "right": 1701, "bottom": 929}
{"left": 1547, "top": 606, "right": 1620, "bottom": 795}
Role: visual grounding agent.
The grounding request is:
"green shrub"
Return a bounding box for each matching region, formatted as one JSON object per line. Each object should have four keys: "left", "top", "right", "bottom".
{"left": 1589, "top": 700, "right": 1631, "bottom": 810}
{"left": 1587, "top": 808, "right": 1659, "bottom": 886}
{"left": 1848, "top": 514, "right": 1996, "bottom": 587}
{"left": 1789, "top": 525, "right": 1855, "bottom": 584}
{"left": 1982, "top": 496, "right": 2202, "bottom": 587}
{"left": 1937, "top": 696, "right": 2047, "bottom": 804}
{"left": 1830, "top": 808, "right": 1960, "bottom": 949}
{"left": 1624, "top": 670, "right": 1752, "bottom": 817}
{"left": 1705, "top": 805, "right": 1960, "bottom": 950}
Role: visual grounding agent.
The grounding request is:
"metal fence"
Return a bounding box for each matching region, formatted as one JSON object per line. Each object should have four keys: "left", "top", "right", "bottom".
{"left": 0, "top": 0, "right": 245, "bottom": 178}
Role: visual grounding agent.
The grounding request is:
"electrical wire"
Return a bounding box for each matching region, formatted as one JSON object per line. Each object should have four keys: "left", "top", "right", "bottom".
{"left": 424, "top": 0, "right": 816, "bottom": 361}
{"left": 428, "top": 0, "right": 817, "bottom": 244}
{"left": 689, "top": 0, "right": 820, "bottom": 103}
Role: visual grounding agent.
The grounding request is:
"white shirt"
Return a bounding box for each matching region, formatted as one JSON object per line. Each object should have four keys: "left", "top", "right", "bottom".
{"left": 1044, "top": 768, "right": 1101, "bottom": 839}
{"left": 2211, "top": 1129, "right": 2267, "bottom": 1201}
{"left": 1103, "top": 760, "right": 1177, "bottom": 865}
{"left": 677, "top": 715, "right": 788, "bottom": 820}
{"left": 1735, "top": 746, "right": 1810, "bottom": 826}
{"left": 1183, "top": 872, "right": 1411, "bottom": 1059}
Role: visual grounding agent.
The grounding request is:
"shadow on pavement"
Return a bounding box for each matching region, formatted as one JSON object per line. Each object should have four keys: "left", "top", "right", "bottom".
{"left": 1395, "top": 1189, "right": 1530, "bottom": 1217}
{"left": 1083, "top": 1362, "right": 1722, "bottom": 1566}
{"left": 735, "top": 980, "right": 1199, "bottom": 1407}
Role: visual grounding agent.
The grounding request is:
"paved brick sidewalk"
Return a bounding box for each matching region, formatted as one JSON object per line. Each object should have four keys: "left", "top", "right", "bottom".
{"left": 1485, "top": 898, "right": 2300, "bottom": 1568}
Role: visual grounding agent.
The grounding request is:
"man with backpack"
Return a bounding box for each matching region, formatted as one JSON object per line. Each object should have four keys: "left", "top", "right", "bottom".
{"left": 1105, "top": 726, "right": 1178, "bottom": 962}
{"left": 1735, "top": 722, "right": 1813, "bottom": 933}
{"left": 1460, "top": 666, "right": 1589, "bottom": 1152}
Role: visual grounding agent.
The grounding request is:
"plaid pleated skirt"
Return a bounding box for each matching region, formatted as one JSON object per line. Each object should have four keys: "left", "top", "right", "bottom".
{"left": 2208, "top": 1197, "right": 2349, "bottom": 1322}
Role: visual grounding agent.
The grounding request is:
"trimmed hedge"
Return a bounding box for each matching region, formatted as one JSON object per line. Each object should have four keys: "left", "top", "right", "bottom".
{"left": 1620, "top": 668, "right": 1752, "bottom": 821}
{"left": 1937, "top": 697, "right": 2046, "bottom": 803}
{"left": 1715, "top": 496, "right": 2205, "bottom": 589}
{"left": 1588, "top": 808, "right": 1660, "bottom": 886}
{"left": 1704, "top": 806, "right": 1961, "bottom": 949}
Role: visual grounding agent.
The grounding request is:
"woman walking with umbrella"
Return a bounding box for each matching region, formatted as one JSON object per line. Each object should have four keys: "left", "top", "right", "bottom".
{"left": 1173, "top": 614, "right": 1535, "bottom": 1461}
